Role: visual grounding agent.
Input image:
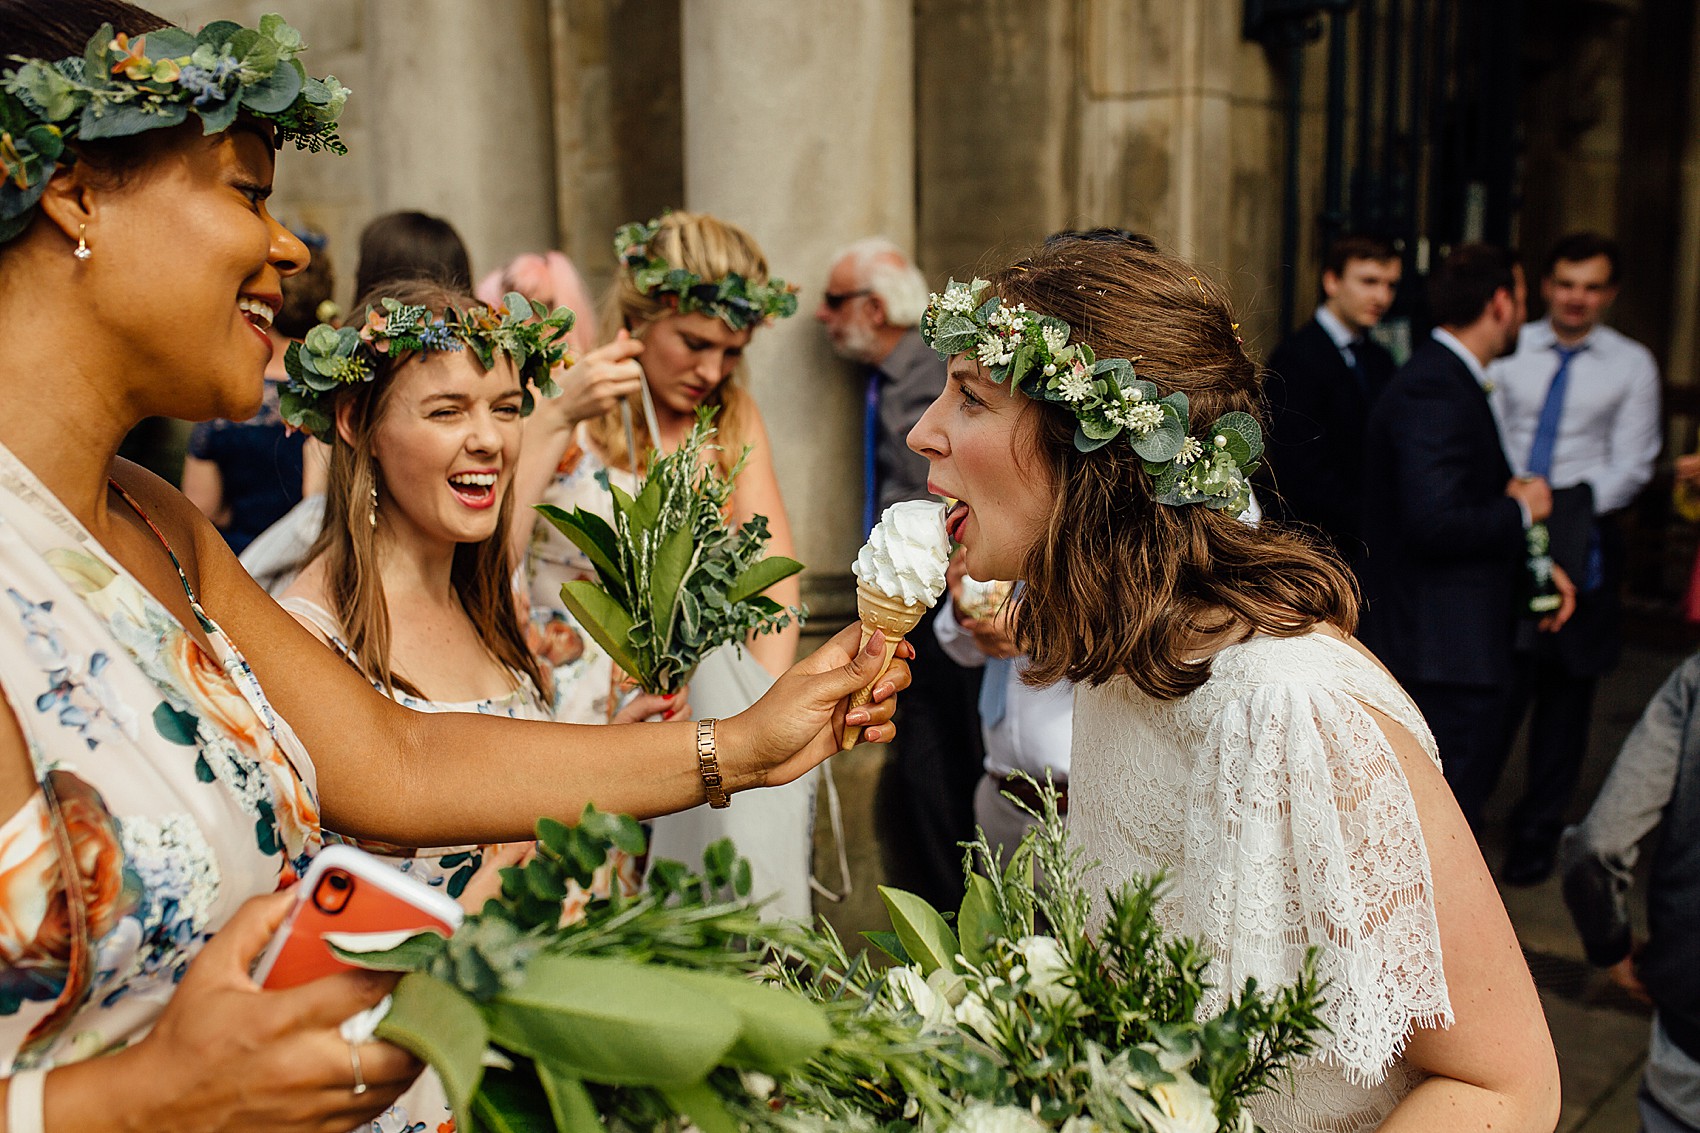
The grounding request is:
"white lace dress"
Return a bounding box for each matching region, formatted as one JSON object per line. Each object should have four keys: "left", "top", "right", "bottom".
{"left": 1067, "top": 632, "right": 1453, "bottom": 1132}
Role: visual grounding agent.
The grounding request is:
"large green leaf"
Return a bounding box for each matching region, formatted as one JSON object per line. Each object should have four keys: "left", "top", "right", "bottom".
{"left": 862, "top": 930, "right": 911, "bottom": 965}
{"left": 536, "top": 1063, "right": 605, "bottom": 1133}
{"left": 558, "top": 581, "right": 644, "bottom": 681}
{"left": 487, "top": 954, "right": 738, "bottom": 1087}
{"left": 879, "top": 886, "right": 960, "bottom": 976}
{"left": 957, "top": 873, "right": 1003, "bottom": 967}
{"left": 630, "top": 472, "right": 664, "bottom": 531}
{"left": 656, "top": 969, "right": 833, "bottom": 1073}
{"left": 648, "top": 524, "right": 695, "bottom": 639}
{"left": 661, "top": 1081, "right": 739, "bottom": 1133}
{"left": 724, "top": 555, "right": 804, "bottom": 605}
{"left": 372, "top": 973, "right": 488, "bottom": 1130}
{"left": 534, "top": 504, "right": 624, "bottom": 589}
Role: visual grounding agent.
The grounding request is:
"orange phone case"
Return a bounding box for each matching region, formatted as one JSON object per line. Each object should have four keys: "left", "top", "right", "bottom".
{"left": 254, "top": 845, "right": 464, "bottom": 990}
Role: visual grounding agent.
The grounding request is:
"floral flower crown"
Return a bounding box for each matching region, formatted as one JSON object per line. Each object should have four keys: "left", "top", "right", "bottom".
{"left": 921, "top": 278, "right": 1263, "bottom": 513}
{"left": 281, "top": 292, "right": 575, "bottom": 441}
{"left": 614, "top": 216, "right": 799, "bottom": 331}
{"left": 0, "top": 15, "right": 349, "bottom": 244}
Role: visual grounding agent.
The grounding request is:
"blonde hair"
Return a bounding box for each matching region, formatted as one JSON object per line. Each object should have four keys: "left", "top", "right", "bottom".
{"left": 586, "top": 211, "right": 772, "bottom": 474}
{"left": 307, "top": 277, "right": 548, "bottom": 702}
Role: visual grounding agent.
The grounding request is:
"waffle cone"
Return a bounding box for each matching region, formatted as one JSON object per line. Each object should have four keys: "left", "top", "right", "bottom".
{"left": 841, "top": 583, "right": 928, "bottom": 749}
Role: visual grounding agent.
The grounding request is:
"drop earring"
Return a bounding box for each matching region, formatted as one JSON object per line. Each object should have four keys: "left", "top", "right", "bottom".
{"left": 369, "top": 480, "right": 378, "bottom": 527}
{"left": 73, "top": 225, "right": 91, "bottom": 262}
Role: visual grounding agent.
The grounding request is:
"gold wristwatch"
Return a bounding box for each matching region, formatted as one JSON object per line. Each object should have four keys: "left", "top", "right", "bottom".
{"left": 696, "top": 718, "right": 730, "bottom": 809}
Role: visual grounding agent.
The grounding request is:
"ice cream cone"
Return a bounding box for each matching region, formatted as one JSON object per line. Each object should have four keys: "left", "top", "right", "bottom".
{"left": 841, "top": 582, "right": 926, "bottom": 749}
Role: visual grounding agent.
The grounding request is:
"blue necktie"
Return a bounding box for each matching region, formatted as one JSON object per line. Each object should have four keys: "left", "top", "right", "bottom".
{"left": 863, "top": 372, "right": 880, "bottom": 535}
{"left": 1526, "top": 344, "right": 1584, "bottom": 479}
{"left": 1526, "top": 343, "right": 1603, "bottom": 591}
{"left": 979, "top": 655, "right": 1012, "bottom": 728}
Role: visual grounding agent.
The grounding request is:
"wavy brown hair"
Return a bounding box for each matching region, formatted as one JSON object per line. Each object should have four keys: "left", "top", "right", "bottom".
{"left": 306, "top": 277, "right": 547, "bottom": 702}
{"left": 998, "top": 240, "right": 1357, "bottom": 699}
{"left": 585, "top": 210, "right": 766, "bottom": 475}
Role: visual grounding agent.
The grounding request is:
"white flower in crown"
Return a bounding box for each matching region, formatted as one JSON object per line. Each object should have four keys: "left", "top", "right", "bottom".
{"left": 1174, "top": 436, "right": 1205, "bottom": 465}
{"left": 989, "top": 302, "right": 1029, "bottom": 333}
{"left": 936, "top": 284, "right": 977, "bottom": 314}
{"left": 1115, "top": 401, "right": 1165, "bottom": 433}
{"left": 975, "top": 337, "right": 1005, "bottom": 369}
{"left": 1058, "top": 368, "right": 1093, "bottom": 403}
{"left": 1041, "top": 323, "right": 1070, "bottom": 354}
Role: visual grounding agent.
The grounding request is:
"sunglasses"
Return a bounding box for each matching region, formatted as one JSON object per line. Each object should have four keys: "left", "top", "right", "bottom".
{"left": 822, "top": 289, "right": 872, "bottom": 310}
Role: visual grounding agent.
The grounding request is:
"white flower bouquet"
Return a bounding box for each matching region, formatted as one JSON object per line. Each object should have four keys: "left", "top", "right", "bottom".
{"left": 775, "top": 781, "right": 1328, "bottom": 1133}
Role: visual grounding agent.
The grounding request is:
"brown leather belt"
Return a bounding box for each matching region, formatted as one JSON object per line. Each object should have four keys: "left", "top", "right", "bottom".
{"left": 993, "top": 773, "right": 1068, "bottom": 815}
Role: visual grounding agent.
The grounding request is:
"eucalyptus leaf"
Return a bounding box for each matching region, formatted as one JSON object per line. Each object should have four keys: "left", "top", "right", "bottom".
{"left": 1132, "top": 419, "right": 1187, "bottom": 463}
{"left": 878, "top": 886, "right": 961, "bottom": 976}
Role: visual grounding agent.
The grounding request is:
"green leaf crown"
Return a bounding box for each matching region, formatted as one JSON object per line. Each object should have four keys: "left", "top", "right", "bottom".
{"left": 0, "top": 14, "right": 349, "bottom": 244}
{"left": 921, "top": 278, "right": 1263, "bottom": 513}
{"left": 614, "top": 216, "right": 799, "bottom": 332}
{"left": 281, "top": 292, "right": 575, "bottom": 440}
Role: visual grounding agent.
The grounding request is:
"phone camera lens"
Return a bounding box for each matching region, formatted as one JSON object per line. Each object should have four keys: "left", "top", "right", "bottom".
{"left": 326, "top": 873, "right": 351, "bottom": 891}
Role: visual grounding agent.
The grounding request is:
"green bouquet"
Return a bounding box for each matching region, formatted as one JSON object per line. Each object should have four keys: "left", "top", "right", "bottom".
{"left": 535, "top": 408, "right": 803, "bottom": 695}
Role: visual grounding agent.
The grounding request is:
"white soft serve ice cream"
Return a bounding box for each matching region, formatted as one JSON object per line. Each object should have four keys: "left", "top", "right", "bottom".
{"left": 853, "top": 500, "right": 951, "bottom": 607}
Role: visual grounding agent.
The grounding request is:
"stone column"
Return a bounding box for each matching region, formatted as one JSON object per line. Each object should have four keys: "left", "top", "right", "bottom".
{"left": 362, "top": 0, "right": 558, "bottom": 281}
{"left": 680, "top": 0, "right": 915, "bottom": 624}
{"left": 1075, "top": 0, "right": 1288, "bottom": 349}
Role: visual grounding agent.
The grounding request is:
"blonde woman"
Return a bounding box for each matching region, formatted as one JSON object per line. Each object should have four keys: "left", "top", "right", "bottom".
{"left": 518, "top": 212, "right": 816, "bottom": 915}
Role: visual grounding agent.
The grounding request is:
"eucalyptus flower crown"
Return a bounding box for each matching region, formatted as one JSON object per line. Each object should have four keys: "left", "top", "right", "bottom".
{"left": 921, "top": 278, "right": 1263, "bottom": 513}
{"left": 0, "top": 14, "right": 349, "bottom": 244}
{"left": 614, "top": 215, "right": 799, "bottom": 331}
{"left": 281, "top": 293, "right": 575, "bottom": 441}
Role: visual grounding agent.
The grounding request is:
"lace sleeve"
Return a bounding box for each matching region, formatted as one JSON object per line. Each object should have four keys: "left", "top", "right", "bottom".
{"left": 1182, "top": 681, "right": 1454, "bottom": 1085}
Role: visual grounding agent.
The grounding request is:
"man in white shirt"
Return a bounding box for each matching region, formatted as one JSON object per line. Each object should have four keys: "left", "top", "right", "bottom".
{"left": 1487, "top": 232, "right": 1662, "bottom": 886}
{"left": 934, "top": 558, "right": 1073, "bottom": 859}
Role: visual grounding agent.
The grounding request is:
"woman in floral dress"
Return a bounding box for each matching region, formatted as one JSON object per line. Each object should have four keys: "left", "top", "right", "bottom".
{"left": 0, "top": 4, "right": 908, "bottom": 1129}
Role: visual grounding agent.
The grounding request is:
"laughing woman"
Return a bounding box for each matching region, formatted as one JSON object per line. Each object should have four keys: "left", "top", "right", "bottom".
{"left": 907, "top": 239, "right": 1560, "bottom": 1132}
{"left": 0, "top": 4, "right": 906, "bottom": 1130}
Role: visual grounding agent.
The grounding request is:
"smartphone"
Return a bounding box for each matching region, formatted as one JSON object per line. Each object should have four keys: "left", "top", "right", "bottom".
{"left": 252, "top": 844, "right": 465, "bottom": 990}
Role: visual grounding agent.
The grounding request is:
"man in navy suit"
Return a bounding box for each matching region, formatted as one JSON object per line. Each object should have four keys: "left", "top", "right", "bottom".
{"left": 1264, "top": 234, "right": 1402, "bottom": 565}
{"left": 1361, "top": 244, "right": 1575, "bottom": 830}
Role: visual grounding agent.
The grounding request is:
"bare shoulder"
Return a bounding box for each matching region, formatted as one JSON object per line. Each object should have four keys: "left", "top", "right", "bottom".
{"left": 109, "top": 456, "right": 219, "bottom": 586}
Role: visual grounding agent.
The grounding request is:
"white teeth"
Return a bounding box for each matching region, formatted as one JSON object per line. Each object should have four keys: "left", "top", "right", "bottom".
{"left": 238, "top": 298, "right": 275, "bottom": 328}
{"left": 449, "top": 472, "right": 498, "bottom": 488}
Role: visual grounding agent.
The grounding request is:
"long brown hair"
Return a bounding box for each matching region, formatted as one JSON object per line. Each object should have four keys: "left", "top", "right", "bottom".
{"left": 585, "top": 211, "right": 767, "bottom": 475}
{"left": 998, "top": 240, "right": 1357, "bottom": 700}
{"left": 306, "top": 277, "right": 548, "bottom": 702}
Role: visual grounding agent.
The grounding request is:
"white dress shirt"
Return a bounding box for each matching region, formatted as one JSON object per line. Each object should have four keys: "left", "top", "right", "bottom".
{"left": 933, "top": 611, "right": 1073, "bottom": 781}
{"left": 1487, "top": 319, "right": 1661, "bottom": 514}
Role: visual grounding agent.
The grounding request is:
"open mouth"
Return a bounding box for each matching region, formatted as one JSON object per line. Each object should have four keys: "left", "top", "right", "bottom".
{"left": 944, "top": 499, "right": 970, "bottom": 543}
{"left": 448, "top": 470, "right": 500, "bottom": 510}
{"left": 239, "top": 296, "right": 276, "bottom": 333}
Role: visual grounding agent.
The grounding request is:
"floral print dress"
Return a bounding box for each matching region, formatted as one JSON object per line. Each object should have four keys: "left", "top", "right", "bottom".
{"left": 0, "top": 442, "right": 320, "bottom": 1073}
{"left": 276, "top": 595, "right": 557, "bottom": 898}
